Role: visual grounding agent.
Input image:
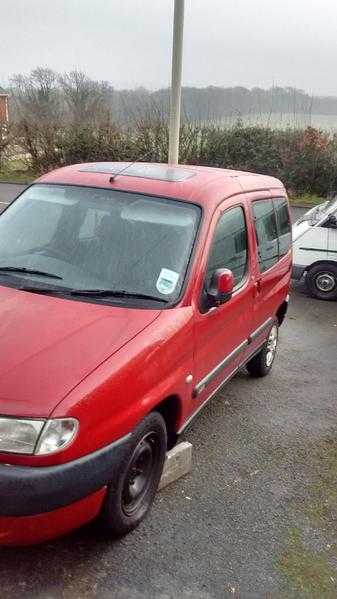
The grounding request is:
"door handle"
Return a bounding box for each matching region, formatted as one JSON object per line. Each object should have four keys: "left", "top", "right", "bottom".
{"left": 254, "top": 278, "right": 262, "bottom": 296}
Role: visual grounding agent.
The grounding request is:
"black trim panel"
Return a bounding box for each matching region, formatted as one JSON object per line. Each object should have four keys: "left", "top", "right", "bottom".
{"left": 179, "top": 339, "right": 266, "bottom": 434}
{"left": 190, "top": 317, "right": 274, "bottom": 408}
{"left": 193, "top": 339, "right": 248, "bottom": 398}
{"left": 249, "top": 317, "right": 274, "bottom": 343}
{"left": 299, "top": 247, "right": 337, "bottom": 254}
{"left": 192, "top": 317, "right": 274, "bottom": 399}
{"left": 0, "top": 434, "right": 131, "bottom": 517}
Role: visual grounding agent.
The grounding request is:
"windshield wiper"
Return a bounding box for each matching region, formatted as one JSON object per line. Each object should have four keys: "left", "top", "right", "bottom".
{"left": 19, "top": 286, "right": 65, "bottom": 295}
{"left": 16, "top": 286, "right": 168, "bottom": 303}
{"left": 0, "top": 266, "right": 63, "bottom": 280}
{"left": 69, "top": 289, "right": 169, "bottom": 302}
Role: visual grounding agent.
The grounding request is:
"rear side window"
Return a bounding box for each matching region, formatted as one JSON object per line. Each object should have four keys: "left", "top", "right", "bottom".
{"left": 252, "top": 200, "right": 279, "bottom": 272}
{"left": 274, "top": 198, "right": 292, "bottom": 256}
{"left": 206, "top": 206, "right": 248, "bottom": 287}
{"left": 252, "top": 197, "right": 291, "bottom": 272}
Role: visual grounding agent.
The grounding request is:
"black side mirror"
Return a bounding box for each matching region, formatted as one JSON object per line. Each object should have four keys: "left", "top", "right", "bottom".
{"left": 327, "top": 214, "right": 337, "bottom": 228}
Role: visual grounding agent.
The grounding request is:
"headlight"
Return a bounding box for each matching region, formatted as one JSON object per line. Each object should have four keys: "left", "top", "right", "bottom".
{"left": 0, "top": 417, "right": 78, "bottom": 455}
{"left": 35, "top": 418, "right": 79, "bottom": 455}
{"left": 0, "top": 418, "right": 44, "bottom": 454}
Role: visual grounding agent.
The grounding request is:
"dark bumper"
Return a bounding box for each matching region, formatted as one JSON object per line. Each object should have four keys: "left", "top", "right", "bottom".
{"left": 292, "top": 265, "right": 306, "bottom": 280}
{"left": 0, "top": 434, "right": 131, "bottom": 517}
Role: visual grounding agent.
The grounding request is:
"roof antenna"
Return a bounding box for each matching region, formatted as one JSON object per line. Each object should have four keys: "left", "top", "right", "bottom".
{"left": 109, "top": 153, "right": 150, "bottom": 183}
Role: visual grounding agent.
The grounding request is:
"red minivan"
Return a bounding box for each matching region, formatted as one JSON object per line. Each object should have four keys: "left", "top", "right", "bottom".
{"left": 0, "top": 163, "right": 291, "bottom": 544}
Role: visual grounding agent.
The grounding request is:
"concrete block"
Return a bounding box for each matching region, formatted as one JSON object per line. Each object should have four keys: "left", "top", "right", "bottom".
{"left": 159, "top": 441, "right": 192, "bottom": 490}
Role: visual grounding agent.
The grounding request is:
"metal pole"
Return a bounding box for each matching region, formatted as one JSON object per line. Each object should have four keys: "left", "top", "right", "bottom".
{"left": 168, "top": 0, "right": 185, "bottom": 166}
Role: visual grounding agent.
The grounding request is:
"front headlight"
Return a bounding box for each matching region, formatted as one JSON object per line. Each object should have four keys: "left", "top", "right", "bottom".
{"left": 35, "top": 418, "right": 79, "bottom": 455}
{"left": 0, "top": 417, "right": 78, "bottom": 455}
{"left": 0, "top": 418, "right": 44, "bottom": 454}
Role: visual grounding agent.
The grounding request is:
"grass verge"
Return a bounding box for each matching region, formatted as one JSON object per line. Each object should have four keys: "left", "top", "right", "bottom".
{"left": 289, "top": 194, "right": 325, "bottom": 207}
{"left": 276, "top": 439, "right": 337, "bottom": 597}
{"left": 278, "top": 529, "right": 337, "bottom": 597}
{"left": 0, "top": 169, "right": 36, "bottom": 184}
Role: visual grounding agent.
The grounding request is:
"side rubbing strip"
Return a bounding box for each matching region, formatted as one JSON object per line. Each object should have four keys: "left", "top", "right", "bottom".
{"left": 179, "top": 337, "right": 267, "bottom": 435}
{"left": 249, "top": 317, "right": 274, "bottom": 344}
{"left": 193, "top": 339, "right": 248, "bottom": 398}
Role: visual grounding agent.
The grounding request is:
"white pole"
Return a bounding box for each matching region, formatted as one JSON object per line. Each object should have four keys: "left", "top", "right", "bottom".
{"left": 168, "top": 0, "right": 185, "bottom": 166}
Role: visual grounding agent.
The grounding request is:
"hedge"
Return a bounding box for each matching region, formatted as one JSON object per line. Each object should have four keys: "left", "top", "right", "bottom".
{"left": 3, "top": 121, "right": 337, "bottom": 196}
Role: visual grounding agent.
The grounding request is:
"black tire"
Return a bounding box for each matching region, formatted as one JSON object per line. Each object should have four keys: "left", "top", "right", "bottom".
{"left": 100, "top": 412, "right": 167, "bottom": 538}
{"left": 246, "top": 323, "right": 279, "bottom": 378}
{"left": 305, "top": 263, "right": 337, "bottom": 301}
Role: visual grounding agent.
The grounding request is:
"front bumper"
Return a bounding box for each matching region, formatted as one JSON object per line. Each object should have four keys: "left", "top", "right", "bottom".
{"left": 0, "top": 435, "right": 131, "bottom": 545}
{"left": 0, "top": 489, "right": 106, "bottom": 545}
{"left": 0, "top": 434, "right": 131, "bottom": 543}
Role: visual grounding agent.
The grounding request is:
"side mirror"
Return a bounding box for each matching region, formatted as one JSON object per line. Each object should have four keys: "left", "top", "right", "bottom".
{"left": 327, "top": 214, "right": 337, "bottom": 228}
{"left": 206, "top": 268, "right": 235, "bottom": 307}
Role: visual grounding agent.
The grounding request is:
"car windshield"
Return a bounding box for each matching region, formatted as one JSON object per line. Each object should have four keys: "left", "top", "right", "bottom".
{"left": 0, "top": 184, "right": 201, "bottom": 305}
{"left": 297, "top": 197, "right": 337, "bottom": 225}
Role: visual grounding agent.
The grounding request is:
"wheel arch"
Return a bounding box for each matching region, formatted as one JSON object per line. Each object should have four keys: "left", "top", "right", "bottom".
{"left": 152, "top": 394, "right": 183, "bottom": 449}
{"left": 276, "top": 300, "right": 288, "bottom": 326}
{"left": 305, "top": 259, "right": 337, "bottom": 299}
{"left": 305, "top": 259, "right": 337, "bottom": 272}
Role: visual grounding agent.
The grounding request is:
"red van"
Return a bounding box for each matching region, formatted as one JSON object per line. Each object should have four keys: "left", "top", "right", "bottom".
{"left": 0, "top": 163, "right": 291, "bottom": 544}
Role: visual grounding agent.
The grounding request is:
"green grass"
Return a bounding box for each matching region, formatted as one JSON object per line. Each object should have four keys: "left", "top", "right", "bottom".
{"left": 276, "top": 439, "right": 337, "bottom": 597}
{"left": 0, "top": 171, "right": 36, "bottom": 184}
{"left": 0, "top": 167, "right": 36, "bottom": 184}
{"left": 0, "top": 157, "right": 37, "bottom": 184}
{"left": 289, "top": 193, "right": 325, "bottom": 207}
{"left": 278, "top": 529, "right": 337, "bottom": 597}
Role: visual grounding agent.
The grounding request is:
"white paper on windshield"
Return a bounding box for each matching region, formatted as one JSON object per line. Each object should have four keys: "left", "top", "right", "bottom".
{"left": 156, "top": 268, "right": 179, "bottom": 295}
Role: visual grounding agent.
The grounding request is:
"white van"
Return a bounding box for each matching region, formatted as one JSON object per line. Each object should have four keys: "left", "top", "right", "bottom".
{"left": 292, "top": 198, "right": 337, "bottom": 300}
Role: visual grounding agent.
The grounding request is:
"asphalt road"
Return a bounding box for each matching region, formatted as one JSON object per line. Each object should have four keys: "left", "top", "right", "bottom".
{"left": 0, "top": 183, "right": 26, "bottom": 211}
{"left": 0, "top": 187, "right": 336, "bottom": 598}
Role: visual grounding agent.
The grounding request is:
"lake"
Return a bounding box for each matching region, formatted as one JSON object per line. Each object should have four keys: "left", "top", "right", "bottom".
{"left": 214, "top": 112, "right": 337, "bottom": 131}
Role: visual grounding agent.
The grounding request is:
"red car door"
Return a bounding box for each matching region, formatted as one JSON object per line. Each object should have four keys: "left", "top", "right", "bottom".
{"left": 191, "top": 200, "right": 254, "bottom": 411}
{"left": 246, "top": 193, "right": 292, "bottom": 356}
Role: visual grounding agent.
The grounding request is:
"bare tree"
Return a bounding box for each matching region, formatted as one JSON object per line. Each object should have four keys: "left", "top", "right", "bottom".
{"left": 59, "top": 70, "right": 113, "bottom": 126}
{"left": 9, "top": 68, "right": 62, "bottom": 173}
{"left": 10, "top": 67, "right": 62, "bottom": 124}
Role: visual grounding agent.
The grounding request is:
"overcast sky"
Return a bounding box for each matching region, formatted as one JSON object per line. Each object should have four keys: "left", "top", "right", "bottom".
{"left": 1, "top": 0, "right": 337, "bottom": 95}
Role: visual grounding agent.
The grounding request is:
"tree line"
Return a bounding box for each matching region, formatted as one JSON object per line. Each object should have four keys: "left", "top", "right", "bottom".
{"left": 1, "top": 67, "right": 337, "bottom": 197}
{"left": 3, "top": 67, "right": 337, "bottom": 126}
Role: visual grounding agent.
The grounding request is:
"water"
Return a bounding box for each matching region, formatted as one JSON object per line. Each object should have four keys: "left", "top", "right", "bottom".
{"left": 216, "top": 112, "right": 337, "bottom": 131}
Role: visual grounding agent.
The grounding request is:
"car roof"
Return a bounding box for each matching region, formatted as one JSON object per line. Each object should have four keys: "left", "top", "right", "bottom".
{"left": 38, "top": 162, "right": 285, "bottom": 211}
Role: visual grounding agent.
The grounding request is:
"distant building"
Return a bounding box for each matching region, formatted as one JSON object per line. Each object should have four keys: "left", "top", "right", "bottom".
{"left": 0, "top": 93, "right": 9, "bottom": 123}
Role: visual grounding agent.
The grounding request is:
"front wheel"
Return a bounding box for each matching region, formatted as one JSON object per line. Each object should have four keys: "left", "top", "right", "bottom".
{"left": 246, "top": 323, "right": 279, "bottom": 378}
{"left": 100, "top": 412, "right": 167, "bottom": 538}
{"left": 305, "top": 263, "right": 337, "bottom": 300}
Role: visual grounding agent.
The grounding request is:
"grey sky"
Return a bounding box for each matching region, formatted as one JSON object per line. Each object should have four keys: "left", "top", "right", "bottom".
{"left": 1, "top": 0, "right": 337, "bottom": 95}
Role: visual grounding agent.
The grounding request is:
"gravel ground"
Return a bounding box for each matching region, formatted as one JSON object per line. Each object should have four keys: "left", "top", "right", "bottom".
{"left": 1, "top": 280, "right": 336, "bottom": 599}
{"left": 0, "top": 187, "right": 336, "bottom": 598}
